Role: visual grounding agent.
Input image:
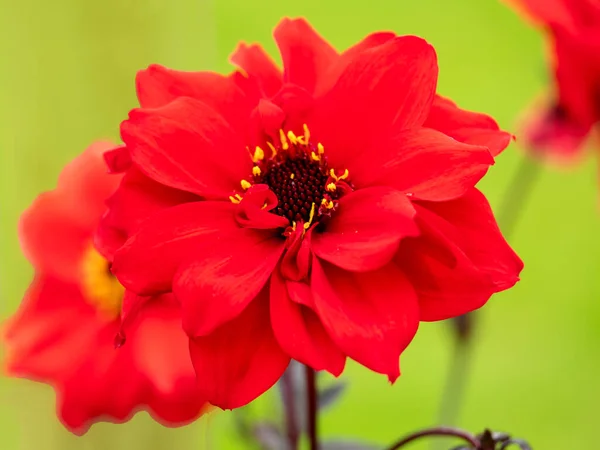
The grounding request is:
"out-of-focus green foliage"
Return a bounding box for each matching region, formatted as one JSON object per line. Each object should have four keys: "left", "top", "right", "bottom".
{"left": 1, "top": 0, "right": 598, "bottom": 448}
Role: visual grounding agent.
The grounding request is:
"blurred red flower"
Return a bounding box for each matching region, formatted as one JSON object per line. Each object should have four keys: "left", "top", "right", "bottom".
{"left": 2, "top": 142, "right": 206, "bottom": 434}
{"left": 100, "top": 18, "right": 523, "bottom": 409}
{"left": 508, "top": 0, "right": 600, "bottom": 162}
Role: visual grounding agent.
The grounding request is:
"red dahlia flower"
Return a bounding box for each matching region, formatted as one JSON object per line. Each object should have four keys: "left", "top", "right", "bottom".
{"left": 508, "top": 0, "right": 600, "bottom": 161}
{"left": 100, "top": 18, "right": 523, "bottom": 410}
{"left": 2, "top": 142, "right": 206, "bottom": 434}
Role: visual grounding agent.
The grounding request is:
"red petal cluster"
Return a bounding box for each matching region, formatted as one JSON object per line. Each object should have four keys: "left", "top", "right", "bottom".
{"left": 508, "top": 0, "right": 600, "bottom": 161}
{"left": 3, "top": 143, "right": 207, "bottom": 434}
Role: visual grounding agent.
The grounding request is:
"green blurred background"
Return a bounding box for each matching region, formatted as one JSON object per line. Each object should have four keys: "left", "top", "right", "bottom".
{"left": 1, "top": 0, "right": 599, "bottom": 448}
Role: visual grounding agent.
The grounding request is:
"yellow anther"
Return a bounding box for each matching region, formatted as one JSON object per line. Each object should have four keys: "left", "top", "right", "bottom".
{"left": 266, "top": 141, "right": 278, "bottom": 157}
{"left": 303, "top": 124, "right": 310, "bottom": 142}
{"left": 321, "top": 198, "right": 334, "bottom": 209}
{"left": 329, "top": 168, "right": 349, "bottom": 182}
{"left": 291, "top": 221, "right": 297, "bottom": 231}
{"left": 290, "top": 173, "right": 295, "bottom": 179}
{"left": 241, "top": 179, "right": 252, "bottom": 190}
{"left": 310, "top": 152, "right": 320, "bottom": 162}
{"left": 252, "top": 166, "right": 262, "bottom": 177}
{"left": 326, "top": 182, "right": 336, "bottom": 192}
{"left": 279, "top": 129, "right": 289, "bottom": 150}
{"left": 303, "top": 203, "right": 316, "bottom": 230}
{"left": 229, "top": 195, "right": 241, "bottom": 204}
{"left": 287, "top": 130, "right": 298, "bottom": 145}
{"left": 253, "top": 146, "right": 265, "bottom": 163}
{"left": 317, "top": 143, "right": 325, "bottom": 155}
{"left": 297, "top": 135, "right": 307, "bottom": 145}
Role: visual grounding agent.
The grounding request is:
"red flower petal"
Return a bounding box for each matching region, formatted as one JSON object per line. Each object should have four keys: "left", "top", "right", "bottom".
{"left": 19, "top": 142, "right": 120, "bottom": 281}
{"left": 280, "top": 227, "right": 312, "bottom": 281}
{"left": 230, "top": 43, "right": 283, "bottom": 98}
{"left": 311, "top": 259, "right": 419, "bottom": 381}
{"left": 103, "top": 146, "right": 131, "bottom": 173}
{"left": 235, "top": 184, "right": 290, "bottom": 229}
{"left": 351, "top": 128, "right": 494, "bottom": 202}
{"left": 315, "top": 31, "right": 396, "bottom": 96}
{"left": 312, "top": 187, "right": 418, "bottom": 272}
{"left": 397, "top": 216, "right": 495, "bottom": 321}
{"left": 274, "top": 18, "right": 338, "bottom": 94}
{"left": 112, "top": 201, "right": 238, "bottom": 294}
{"left": 136, "top": 64, "right": 253, "bottom": 133}
{"left": 189, "top": 292, "right": 290, "bottom": 409}
{"left": 418, "top": 189, "right": 523, "bottom": 291}
{"left": 97, "top": 167, "right": 199, "bottom": 260}
{"left": 309, "top": 36, "right": 438, "bottom": 170}
{"left": 425, "top": 95, "right": 512, "bottom": 156}
{"left": 270, "top": 271, "right": 345, "bottom": 375}
{"left": 121, "top": 97, "right": 252, "bottom": 199}
{"left": 174, "top": 228, "right": 285, "bottom": 336}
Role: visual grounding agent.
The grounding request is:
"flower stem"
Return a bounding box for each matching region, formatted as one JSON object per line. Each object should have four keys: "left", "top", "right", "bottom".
{"left": 282, "top": 369, "right": 299, "bottom": 450}
{"left": 305, "top": 365, "right": 319, "bottom": 450}
{"left": 386, "top": 426, "right": 480, "bottom": 449}
{"left": 434, "top": 156, "right": 541, "bottom": 436}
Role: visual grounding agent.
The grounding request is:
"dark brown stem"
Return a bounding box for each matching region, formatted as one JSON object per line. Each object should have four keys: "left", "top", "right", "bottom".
{"left": 306, "top": 365, "right": 318, "bottom": 450}
{"left": 386, "top": 427, "right": 480, "bottom": 450}
{"left": 281, "top": 370, "right": 299, "bottom": 450}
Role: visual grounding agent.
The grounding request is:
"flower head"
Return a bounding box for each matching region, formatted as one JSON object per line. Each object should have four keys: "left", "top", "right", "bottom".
{"left": 507, "top": 0, "right": 600, "bottom": 162}
{"left": 101, "top": 18, "right": 523, "bottom": 409}
{"left": 3, "top": 142, "right": 206, "bottom": 434}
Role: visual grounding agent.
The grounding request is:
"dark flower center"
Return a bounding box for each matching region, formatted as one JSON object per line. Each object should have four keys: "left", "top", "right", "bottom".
{"left": 264, "top": 155, "right": 329, "bottom": 223}
{"left": 230, "top": 126, "right": 352, "bottom": 231}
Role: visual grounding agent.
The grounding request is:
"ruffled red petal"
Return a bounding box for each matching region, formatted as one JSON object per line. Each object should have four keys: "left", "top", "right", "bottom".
{"left": 136, "top": 64, "right": 254, "bottom": 133}
{"left": 189, "top": 291, "right": 290, "bottom": 409}
{"left": 270, "top": 271, "right": 345, "bottom": 375}
{"left": 308, "top": 36, "right": 438, "bottom": 171}
{"left": 312, "top": 187, "right": 418, "bottom": 272}
{"left": 175, "top": 227, "right": 285, "bottom": 336}
{"left": 311, "top": 259, "right": 419, "bottom": 381}
{"left": 425, "top": 95, "right": 512, "bottom": 156}
{"left": 19, "top": 142, "right": 121, "bottom": 282}
{"left": 112, "top": 201, "right": 238, "bottom": 294}
{"left": 274, "top": 18, "right": 338, "bottom": 95}
{"left": 230, "top": 43, "right": 283, "bottom": 98}
{"left": 350, "top": 128, "right": 494, "bottom": 202}
{"left": 121, "top": 97, "right": 252, "bottom": 199}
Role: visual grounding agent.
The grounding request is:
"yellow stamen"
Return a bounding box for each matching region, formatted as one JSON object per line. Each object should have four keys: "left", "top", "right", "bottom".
{"left": 303, "top": 124, "right": 310, "bottom": 142}
{"left": 253, "top": 146, "right": 265, "bottom": 162}
{"left": 310, "top": 151, "right": 320, "bottom": 162}
{"left": 267, "top": 141, "right": 278, "bottom": 157}
{"left": 279, "top": 129, "right": 289, "bottom": 150}
{"left": 326, "top": 182, "right": 336, "bottom": 192}
{"left": 241, "top": 179, "right": 252, "bottom": 190}
{"left": 329, "top": 168, "right": 349, "bottom": 182}
{"left": 290, "top": 173, "right": 295, "bottom": 179}
{"left": 81, "top": 246, "right": 123, "bottom": 318}
{"left": 229, "top": 194, "right": 243, "bottom": 204}
{"left": 252, "top": 166, "right": 262, "bottom": 177}
{"left": 287, "top": 130, "right": 298, "bottom": 145}
{"left": 297, "top": 135, "right": 307, "bottom": 145}
{"left": 303, "top": 203, "right": 316, "bottom": 230}
{"left": 321, "top": 198, "right": 334, "bottom": 209}
{"left": 317, "top": 143, "right": 325, "bottom": 155}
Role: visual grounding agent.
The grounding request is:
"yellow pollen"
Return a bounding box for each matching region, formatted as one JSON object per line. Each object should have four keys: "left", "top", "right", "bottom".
{"left": 303, "top": 124, "right": 310, "bottom": 142}
{"left": 290, "top": 173, "right": 295, "bottom": 179}
{"left": 297, "top": 135, "right": 307, "bottom": 145}
{"left": 253, "top": 146, "right": 265, "bottom": 162}
{"left": 279, "top": 129, "right": 289, "bottom": 150}
{"left": 303, "top": 203, "right": 316, "bottom": 230}
{"left": 252, "top": 166, "right": 262, "bottom": 176}
{"left": 241, "top": 179, "right": 252, "bottom": 190}
{"left": 321, "top": 198, "right": 334, "bottom": 209}
{"left": 229, "top": 194, "right": 243, "bottom": 204}
{"left": 329, "top": 168, "right": 349, "bottom": 182}
{"left": 287, "top": 130, "right": 298, "bottom": 145}
{"left": 317, "top": 143, "right": 325, "bottom": 155}
{"left": 81, "top": 246, "right": 123, "bottom": 318}
{"left": 267, "top": 141, "right": 278, "bottom": 157}
{"left": 310, "top": 151, "right": 320, "bottom": 162}
{"left": 326, "top": 182, "right": 336, "bottom": 192}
